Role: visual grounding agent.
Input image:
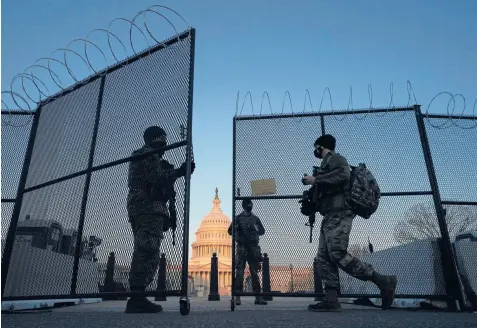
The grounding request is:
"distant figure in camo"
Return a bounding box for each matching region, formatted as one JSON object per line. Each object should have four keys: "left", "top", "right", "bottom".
{"left": 228, "top": 198, "right": 267, "bottom": 305}
{"left": 126, "top": 125, "right": 195, "bottom": 313}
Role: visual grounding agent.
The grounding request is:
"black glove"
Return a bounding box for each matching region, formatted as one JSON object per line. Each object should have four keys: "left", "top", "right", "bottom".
{"left": 170, "top": 207, "right": 177, "bottom": 230}
{"left": 179, "top": 161, "right": 195, "bottom": 176}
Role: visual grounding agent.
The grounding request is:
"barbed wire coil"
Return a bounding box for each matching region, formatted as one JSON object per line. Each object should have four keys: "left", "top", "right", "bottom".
{"left": 235, "top": 81, "right": 476, "bottom": 130}
{"left": 1, "top": 5, "right": 191, "bottom": 127}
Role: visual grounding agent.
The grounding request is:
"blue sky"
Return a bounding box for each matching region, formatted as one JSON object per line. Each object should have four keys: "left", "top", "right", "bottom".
{"left": 2, "top": 0, "right": 477, "bottom": 273}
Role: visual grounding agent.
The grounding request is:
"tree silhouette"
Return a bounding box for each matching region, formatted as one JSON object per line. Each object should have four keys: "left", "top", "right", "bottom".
{"left": 393, "top": 204, "right": 477, "bottom": 244}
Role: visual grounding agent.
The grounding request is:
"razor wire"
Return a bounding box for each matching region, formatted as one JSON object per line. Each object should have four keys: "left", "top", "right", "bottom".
{"left": 1, "top": 4, "right": 191, "bottom": 127}
{"left": 235, "top": 81, "right": 477, "bottom": 129}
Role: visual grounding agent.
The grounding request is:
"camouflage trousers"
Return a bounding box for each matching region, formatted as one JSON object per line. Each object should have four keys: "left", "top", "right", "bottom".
{"left": 235, "top": 244, "right": 262, "bottom": 292}
{"left": 128, "top": 214, "right": 164, "bottom": 291}
{"left": 317, "top": 210, "right": 374, "bottom": 290}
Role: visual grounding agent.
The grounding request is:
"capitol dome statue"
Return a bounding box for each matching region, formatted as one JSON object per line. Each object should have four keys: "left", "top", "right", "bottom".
{"left": 188, "top": 188, "right": 232, "bottom": 296}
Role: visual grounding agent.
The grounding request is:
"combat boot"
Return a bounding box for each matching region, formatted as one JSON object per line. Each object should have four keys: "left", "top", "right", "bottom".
{"left": 370, "top": 272, "right": 397, "bottom": 310}
{"left": 308, "top": 288, "right": 341, "bottom": 312}
{"left": 254, "top": 296, "right": 267, "bottom": 305}
{"left": 235, "top": 296, "right": 241, "bottom": 305}
{"left": 125, "top": 297, "right": 163, "bottom": 313}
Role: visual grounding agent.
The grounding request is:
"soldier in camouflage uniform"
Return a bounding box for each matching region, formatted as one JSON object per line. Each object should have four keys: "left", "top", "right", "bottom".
{"left": 228, "top": 198, "right": 268, "bottom": 305}
{"left": 125, "top": 126, "right": 195, "bottom": 313}
{"left": 302, "top": 134, "right": 397, "bottom": 312}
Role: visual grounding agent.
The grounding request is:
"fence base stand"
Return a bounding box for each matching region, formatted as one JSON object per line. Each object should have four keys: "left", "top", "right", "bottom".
{"left": 262, "top": 254, "right": 272, "bottom": 301}
{"left": 208, "top": 253, "right": 220, "bottom": 301}
{"left": 179, "top": 297, "right": 190, "bottom": 315}
{"left": 208, "top": 293, "right": 220, "bottom": 301}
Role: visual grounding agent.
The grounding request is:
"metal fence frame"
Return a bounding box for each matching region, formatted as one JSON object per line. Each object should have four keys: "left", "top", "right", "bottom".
{"left": 1, "top": 28, "right": 196, "bottom": 312}
{"left": 231, "top": 105, "right": 476, "bottom": 312}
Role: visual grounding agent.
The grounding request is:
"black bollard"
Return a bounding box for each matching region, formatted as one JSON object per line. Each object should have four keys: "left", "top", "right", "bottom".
{"left": 313, "top": 257, "right": 324, "bottom": 301}
{"left": 208, "top": 253, "right": 220, "bottom": 301}
{"left": 103, "top": 252, "right": 115, "bottom": 300}
{"left": 155, "top": 253, "right": 167, "bottom": 301}
{"left": 262, "top": 253, "right": 273, "bottom": 301}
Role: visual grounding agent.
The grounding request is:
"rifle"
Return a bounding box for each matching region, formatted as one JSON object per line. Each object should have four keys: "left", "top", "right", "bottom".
{"left": 153, "top": 159, "right": 178, "bottom": 246}
{"left": 300, "top": 166, "right": 320, "bottom": 243}
{"left": 168, "top": 190, "right": 177, "bottom": 246}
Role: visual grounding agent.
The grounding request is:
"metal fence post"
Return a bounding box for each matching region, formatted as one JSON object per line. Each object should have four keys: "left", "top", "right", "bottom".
{"left": 180, "top": 27, "right": 196, "bottom": 302}
{"left": 320, "top": 114, "right": 326, "bottom": 136}
{"left": 414, "top": 104, "right": 464, "bottom": 311}
{"left": 208, "top": 253, "right": 220, "bottom": 301}
{"left": 70, "top": 75, "right": 106, "bottom": 295}
{"left": 262, "top": 253, "right": 272, "bottom": 301}
{"left": 231, "top": 117, "right": 237, "bottom": 311}
{"left": 1, "top": 107, "right": 42, "bottom": 298}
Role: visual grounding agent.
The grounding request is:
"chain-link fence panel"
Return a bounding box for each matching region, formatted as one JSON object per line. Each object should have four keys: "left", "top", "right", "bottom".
{"left": 2, "top": 29, "right": 195, "bottom": 300}
{"left": 322, "top": 110, "right": 431, "bottom": 193}
{"left": 91, "top": 36, "right": 192, "bottom": 168}
{"left": 1, "top": 113, "right": 33, "bottom": 257}
{"left": 339, "top": 195, "right": 446, "bottom": 297}
{"left": 234, "top": 115, "right": 322, "bottom": 197}
{"left": 1, "top": 202, "right": 14, "bottom": 257}
{"left": 3, "top": 175, "right": 86, "bottom": 297}
{"left": 425, "top": 117, "right": 477, "bottom": 310}
{"left": 23, "top": 80, "right": 101, "bottom": 189}
{"left": 1, "top": 114, "right": 33, "bottom": 199}
{"left": 426, "top": 117, "right": 477, "bottom": 203}
{"left": 75, "top": 32, "right": 193, "bottom": 296}
{"left": 447, "top": 204, "right": 477, "bottom": 310}
{"left": 232, "top": 108, "right": 452, "bottom": 303}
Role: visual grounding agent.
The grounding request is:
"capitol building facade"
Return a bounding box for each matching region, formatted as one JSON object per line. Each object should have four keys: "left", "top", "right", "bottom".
{"left": 188, "top": 188, "right": 233, "bottom": 296}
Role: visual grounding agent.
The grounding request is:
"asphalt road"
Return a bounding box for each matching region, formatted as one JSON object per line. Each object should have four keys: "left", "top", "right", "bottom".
{"left": 2, "top": 298, "right": 476, "bottom": 328}
{"left": 3, "top": 310, "right": 477, "bottom": 328}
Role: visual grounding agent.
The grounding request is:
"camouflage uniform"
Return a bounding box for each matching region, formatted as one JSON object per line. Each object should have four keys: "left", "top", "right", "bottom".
{"left": 314, "top": 152, "right": 375, "bottom": 289}
{"left": 309, "top": 135, "right": 397, "bottom": 312}
{"left": 127, "top": 145, "right": 182, "bottom": 291}
{"left": 228, "top": 211, "right": 265, "bottom": 293}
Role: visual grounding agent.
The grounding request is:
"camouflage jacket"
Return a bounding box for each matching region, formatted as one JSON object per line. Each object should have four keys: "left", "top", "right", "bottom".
{"left": 314, "top": 151, "right": 352, "bottom": 214}
{"left": 126, "top": 145, "right": 181, "bottom": 219}
{"left": 228, "top": 211, "right": 265, "bottom": 246}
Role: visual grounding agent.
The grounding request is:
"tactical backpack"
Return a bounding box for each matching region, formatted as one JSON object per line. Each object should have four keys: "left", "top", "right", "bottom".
{"left": 347, "top": 163, "right": 381, "bottom": 219}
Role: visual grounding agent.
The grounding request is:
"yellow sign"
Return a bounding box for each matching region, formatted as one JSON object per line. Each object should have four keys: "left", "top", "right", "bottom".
{"left": 251, "top": 178, "right": 277, "bottom": 196}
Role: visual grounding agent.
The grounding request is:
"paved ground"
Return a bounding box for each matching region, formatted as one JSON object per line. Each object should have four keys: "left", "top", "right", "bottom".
{"left": 2, "top": 297, "right": 476, "bottom": 328}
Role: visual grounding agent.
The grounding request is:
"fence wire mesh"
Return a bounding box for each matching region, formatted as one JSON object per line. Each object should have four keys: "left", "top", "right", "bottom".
{"left": 446, "top": 204, "right": 477, "bottom": 309}
{"left": 425, "top": 116, "right": 477, "bottom": 309}
{"left": 2, "top": 29, "right": 195, "bottom": 299}
{"left": 1, "top": 113, "right": 33, "bottom": 256}
{"left": 425, "top": 118, "right": 477, "bottom": 204}
{"left": 232, "top": 108, "right": 476, "bottom": 303}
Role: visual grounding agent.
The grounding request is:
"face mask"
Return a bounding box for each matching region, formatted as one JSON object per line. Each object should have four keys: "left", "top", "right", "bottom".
{"left": 314, "top": 146, "right": 323, "bottom": 159}
{"left": 244, "top": 204, "right": 253, "bottom": 212}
